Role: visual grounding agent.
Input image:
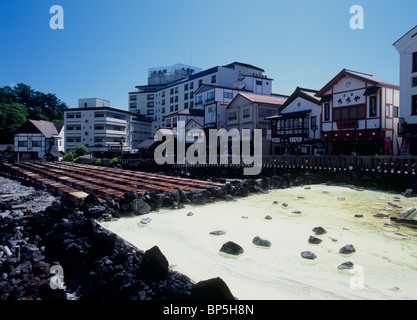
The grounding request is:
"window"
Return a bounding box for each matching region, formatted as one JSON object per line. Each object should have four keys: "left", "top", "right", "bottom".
{"left": 208, "top": 107, "right": 213, "bottom": 114}
{"left": 94, "top": 113, "right": 104, "bottom": 118}
{"left": 130, "top": 103, "right": 137, "bottom": 108}
{"left": 207, "top": 91, "right": 215, "bottom": 101}
{"left": 324, "top": 103, "right": 330, "bottom": 121}
{"left": 170, "top": 97, "right": 174, "bottom": 103}
{"left": 243, "top": 109, "right": 250, "bottom": 119}
{"left": 84, "top": 103, "right": 87, "bottom": 108}
{"left": 147, "top": 94, "right": 154, "bottom": 100}
{"left": 190, "top": 92, "right": 194, "bottom": 99}
{"left": 184, "top": 93, "right": 188, "bottom": 100}
{"left": 211, "top": 75, "right": 216, "bottom": 83}
{"left": 190, "top": 82, "right": 194, "bottom": 90}
{"left": 175, "top": 87, "right": 178, "bottom": 94}
{"left": 224, "top": 92, "right": 233, "bottom": 99}
{"left": 162, "top": 108, "right": 165, "bottom": 114}
{"left": 184, "top": 84, "right": 188, "bottom": 91}
{"left": 175, "top": 96, "right": 178, "bottom": 102}
{"left": 228, "top": 111, "right": 237, "bottom": 121}
{"left": 369, "top": 96, "right": 377, "bottom": 117}
{"left": 394, "top": 106, "right": 399, "bottom": 118}
{"left": 413, "top": 77, "right": 417, "bottom": 87}
{"left": 170, "top": 105, "right": 173, "bottom": 112}
{"left": 333, "top": 105, "right": 366, "bottom": 121}
{"left": 162, "top": 99, "right": 165, "bottom": 106}
{"left": 18, "top": 141, "right": 28, "bottom": 147}
{"left": 173, "top": 118, "right": 177, "bottom": 127}
{"left": 196, "top": 95, "right": 203, "bottom": 104}
{"left": 413, "top": 52, "right": 417, "bottom": 73}
{"left": 94, "top": 126, "right": 104, "bottom": 130}
{"left": 184, "top": 102, "right": 188, "bottom": 109}
{"left": 311, "top": 116, "right": 317, "bottom": 130}
{"left": 147, "top": 102, "right": 154, "bottom": 108}
{"left": 175, "top": 105, "right": 178, "bottom": 111}
{"left": 170, "top": 88, "right": 174, "bottom": 95}
{"left": 162, "top": 91, "right": 166, "bottom": 97}
{"left": 256, "top": 80, "right": 262, "bottom": 86}
{"left": 198, "top": 79, "right": 203, "bottom": 87}
{"left": 258, "top": 108, "right": 276, "bottom": 118}
{"left": 190, "top": 101, "right": 194, "bottom": 108}
{"left": 386, "top": 105, "right": 392, "bottom": 118}
{"left": 147, "top": 110, "right": 154, "bottom": 116}
{"left": 412, "top": 95, "right": 417, "bottom": 115}
{"left": 66, "top": 114, "right": 74, "bottom": 119}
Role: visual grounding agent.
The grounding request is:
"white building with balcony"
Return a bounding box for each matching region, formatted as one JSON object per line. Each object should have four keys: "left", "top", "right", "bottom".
{"left": 128, "top": 62, "right": 274, "bottom": 134}
{"left": 64, "top": 98, "right": 151, "bottom": 154}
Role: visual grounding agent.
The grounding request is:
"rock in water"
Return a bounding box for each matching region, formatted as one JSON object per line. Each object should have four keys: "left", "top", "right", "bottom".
{"left": 190, "top": 277, "right": 235, "bottom": 300}
{"left": 210, "top": 230, "right": 226, "bottom": 236}
{"left": 373, "top": 213, "right": 389, "bottom": 218}
{"left": 219, "top": 241, "right": 244, "bottom": 256}
{"left": 403, "top": 189, "right": 414, "bottom": 198}
{"left": 354, "top": 214, "right": 363, "bottom": 218}
{"left": 139, "top": 246, "right": 169, "bottom": 280}
{"left": 252, "top": 236, "right": 271, "bottom": 248}
{"left": 338, "top": 261, "right": 354, "bottom": 270}
{"left": 140, "top": 217, "right": 152, "bottom": 225}
{"left": 130, "top": 199, "right": 151, "bottom": 215}
{"left": 308, "top": 236, "right": 322, "bottom": 244}
{"left": 339, "top": 244, "right": 356, "bottom": 255}
{"left": 301, "top": 251, "right": 317, "bottom": 260}
{"left": 187, "top": 212, "right": 194, "bottom": 216}
{"left": 312, "top": 227, "right": 327, "bottom": 235}
{"left": 264, "top": 215, "right": 272, "bottom": 220}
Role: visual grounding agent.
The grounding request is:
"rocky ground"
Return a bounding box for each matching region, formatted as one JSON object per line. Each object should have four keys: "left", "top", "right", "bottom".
{"left": 0, "top": 175, "right": 235, "bottom": 300}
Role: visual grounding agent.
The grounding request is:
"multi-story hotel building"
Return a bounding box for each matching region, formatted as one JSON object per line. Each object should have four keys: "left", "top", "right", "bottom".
{"left": 394, "top": 25, "right": 417, "bottom": 155}
{"left": 128, "top": 62, "right": 273, "bottom": 134}
{"left": 316, "top": 69, "right": 400, "bottom": 155}
{"left": 64, "top": 98, "right": 151, "bottom": 155}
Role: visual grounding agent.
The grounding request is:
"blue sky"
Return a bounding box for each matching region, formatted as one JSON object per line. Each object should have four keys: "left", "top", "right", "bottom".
{"left": 0, "top": 0, "right": 416, "bottom": 110}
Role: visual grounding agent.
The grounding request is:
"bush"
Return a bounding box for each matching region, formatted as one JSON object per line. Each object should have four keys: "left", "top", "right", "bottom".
{"left": 110, "top": 157, "right": 119, "bottom": 166}
{"left": 74, "top": 145, "right": 88, "bottom": 157}
{"left": 92, "top": 158, "right": 102, "bottom": 165}
{"left": 63, "top": 152, "right": 75, "bottom": 162}
{"left": 73, "top": 157, "right": 80, "bottom": 163}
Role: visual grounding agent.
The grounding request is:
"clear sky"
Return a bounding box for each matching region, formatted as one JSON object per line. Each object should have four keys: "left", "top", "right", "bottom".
{"left": 1, "top": 0, "right": 416, "bottom": 110}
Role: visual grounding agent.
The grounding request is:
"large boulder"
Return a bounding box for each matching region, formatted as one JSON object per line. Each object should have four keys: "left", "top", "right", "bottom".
{"left": 339, "top": 244, "right": 356, "bottom": 255}
{"left": 312, "top": 227, "right": 327, "bottom": 235}
{"left": 219, "top": 241, "right": 244, "bottom": 256}
{"left": 139, "top": 246, "right": 169, "bottom": 280}
{"left": 190, "top": 277, "right": 235, "bottom": 300}
{"left": 130, "top": 199, "right": 151, "bottom": 215}
{"left": 301, "top": 251, "right": 317, "bottom": 260}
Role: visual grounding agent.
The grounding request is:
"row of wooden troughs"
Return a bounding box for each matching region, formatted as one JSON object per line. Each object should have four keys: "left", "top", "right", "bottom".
{"left": 0, "top": 162, "right": 224, "bottom": 203}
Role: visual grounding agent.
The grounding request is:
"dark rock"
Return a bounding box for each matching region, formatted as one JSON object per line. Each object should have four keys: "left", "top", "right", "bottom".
{"left": 282, "top": 203, "right": 289, "bottom": 207}
{"left": 162, "top": 195, "right": 176, "bottom": 207}
{"left": 210, "top": 230, "right": 226, "bottom": 236}
{"left": 301, "top": 251, "right": 316, "bottom": 260}
{"left": 354, "top": 214, "right": 363, "bottom": 218}
{"left": 224, "top": 195, "right": 234, "bottom": 202}
{"left": 338, "top": 261, "right": 354, "bottom": 270}
{"left": 130, "top": 199, "right": 151, "bottom": 215}
{"left": 190, "top": 277, "right": 235, "bottom": 300}
{"left": 252, "top": 236, "right": 271, "bottom": 247}
{"left": 84, "top": 194, "right": 100, "bottom": 206}
{"left": 388, "top": 202, "right": 402, "bottom": 209}
{"left": 177, "top": 189, "right": 188, "bottom": 203}
{"left": 339, "top": 244, "right": 356, "bottom": 255}
{"left": 123, "top": 191, "right": 139, "bottom": 203}
{"left": 190, "top": 190, "right": 210, "bottom": 205}
{"left": 219, "top": 241, "right": 244, "bottom": 256}
{"left": 33, "top": 262, "right": 50, "bottom": 276}
{"left": 373, "top": 213, "right": 389, "bottom": 218}
{"left": 308, "top": 236, "right": 322, "bottom": 244}
{"left": 337, "top": 197, "right": 345, "bottom": 201}
{"left": 403, "top": 189, "right": 414, "bottom": 198}
{"left": 272, "top": 201, "right": 279, "bottom": 204}
{"left": 394, "top": 232, "right": 408, "bottom": 238}
{"left": 312, "top": 227, "right": 327, "bottom": 235}
{"left": 187, "top": 212, "right": 194, "bottom": 217}
{"left": 291, "top": 211, "right": 301, "bottom": 214}
{"left": 139, "top": 246, "right": 169, "bottom": 280}
{"left": 264, "top": 215, "right": 272, "bottom": 220}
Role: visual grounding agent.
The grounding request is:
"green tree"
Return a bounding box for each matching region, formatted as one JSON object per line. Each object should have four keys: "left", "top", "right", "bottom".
{"left": 63, "top": 152, "right": 75, "bottom": 162}
{"left": 0, "top": 102, "right": 28, "bottom": 143}
{"left": 74, "top": 145, "right": 88, "bottom": 157}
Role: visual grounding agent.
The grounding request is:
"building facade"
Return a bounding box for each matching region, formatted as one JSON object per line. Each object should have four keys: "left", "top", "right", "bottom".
{"left": 316, "top": 69, "right": 400, "bottom": 155}
{"left": 267, "top": 87, "right": 322, "bottom": 155}
{"left": 394, "top": 25, "right": 417, "bottom": 155}
{"left": 64, "top": 98, "right": 151, "bottom": 155}
{"left": 128, "top": 62, "right": 273, "bottom": 135}
{"left": 14, "top": 120, "right": 65, "bottom": 161}
{"left": 227, "top": 92, "right": 288, "bottom": 156}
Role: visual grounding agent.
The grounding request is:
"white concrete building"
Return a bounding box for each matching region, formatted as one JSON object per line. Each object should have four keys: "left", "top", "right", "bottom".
{"left": 14, "top": 120, "right": 65, "bottom": 161}
{"left": 267, "top": 87, "right": 322, "bottom": 155}
{"left": 129, "top": 62, "right": 273, "bottom": 134}
{"left": 394, "top": 25, "right": 417, "bottom": 155}
{"left": 316, "top": 69, "right": 400, "bottom": 155}
{"left": 64, "top": 99, "right": 151, "bottom": 155}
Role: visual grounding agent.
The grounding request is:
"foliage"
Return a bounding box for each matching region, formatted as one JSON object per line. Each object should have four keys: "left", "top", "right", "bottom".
{"left": 92, "top": 158, "right": 102, "bottom": 165}
{"left": 74, "top": 145, "right": 88, "bottom": 157}
{"left": 0, "top": 102, "right": 29, "bottom": 143}
{"left": 63, "top": 152, "right": 75, "bottom": 162}
{"left": 73, "top": 157, "right": 80, "bottom": 163}
{"left": 110, "top": 157, "right": 119, "bottom": 166}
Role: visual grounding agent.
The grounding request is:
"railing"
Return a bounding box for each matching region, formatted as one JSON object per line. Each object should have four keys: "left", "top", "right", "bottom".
{"left": 121, "top": 155, "right": 417, "bottom": 176}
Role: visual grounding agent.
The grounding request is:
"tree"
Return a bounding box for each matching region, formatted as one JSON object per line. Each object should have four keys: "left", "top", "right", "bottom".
{"left": 63, "top": 152, "right": 75, "bottom": 162}
{"left": 0, "top": 102, "right": 28, "bottom": 143}
{"left": 74, "top": 145, "right": 88, "bottom": 157}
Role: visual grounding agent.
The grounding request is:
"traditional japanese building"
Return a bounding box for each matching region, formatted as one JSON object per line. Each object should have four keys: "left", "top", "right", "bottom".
{"left": 267, "top": 87, "right": 322, "bottom": 155}
{"left": 316, "top": 69, "right": 400, "bottom": 155}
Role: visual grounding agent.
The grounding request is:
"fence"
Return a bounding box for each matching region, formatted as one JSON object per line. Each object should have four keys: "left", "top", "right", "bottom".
{"left": 121, "top": 155, "right": 417, "bottom": 176}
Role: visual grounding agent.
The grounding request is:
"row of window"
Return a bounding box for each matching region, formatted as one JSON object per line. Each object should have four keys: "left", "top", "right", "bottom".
{"left": 17, "top": 141, "right": 42, "bottom": 147}
{"left": 227, "top": 108, "right": 277, "bottom": 121}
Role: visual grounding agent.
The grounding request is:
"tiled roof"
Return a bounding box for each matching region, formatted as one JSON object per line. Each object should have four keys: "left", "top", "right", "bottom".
{"left": 239, "top": 93, "right": 287, "bottom": 106}
{"left": 344, "top": 69, "right": 398, "bottom": 88}
{"left": 29, "top": 120, "right": 61, "bottom": 138}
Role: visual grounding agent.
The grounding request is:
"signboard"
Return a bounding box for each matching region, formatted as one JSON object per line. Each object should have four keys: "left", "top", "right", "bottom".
{"left": 333, "top": 89, "right": 365, "bottom": 107}
{"left": 271, "top": 138, "right": 280, "bottom": 143}
{"left": 289, "top": 137, "right": 302, "bottom": 143}
{"left": 384, "top": 137, "right": 393, "bottom": 155}
{"left": 400, "top": 138, "right": 409, "bottom": 155}
{"left": 369, "top": 96, "right": 377, "bottom": 117}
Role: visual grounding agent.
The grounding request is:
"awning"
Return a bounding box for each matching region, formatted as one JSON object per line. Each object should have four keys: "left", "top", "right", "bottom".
{"left": 364, "top": 87, "right": 381, "bottom": 96}
{"left": 272, "top": 110, "right": 312, "bottom": 119}
{"left": 136, "top": 139, "right": 160, "bottom": 150}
